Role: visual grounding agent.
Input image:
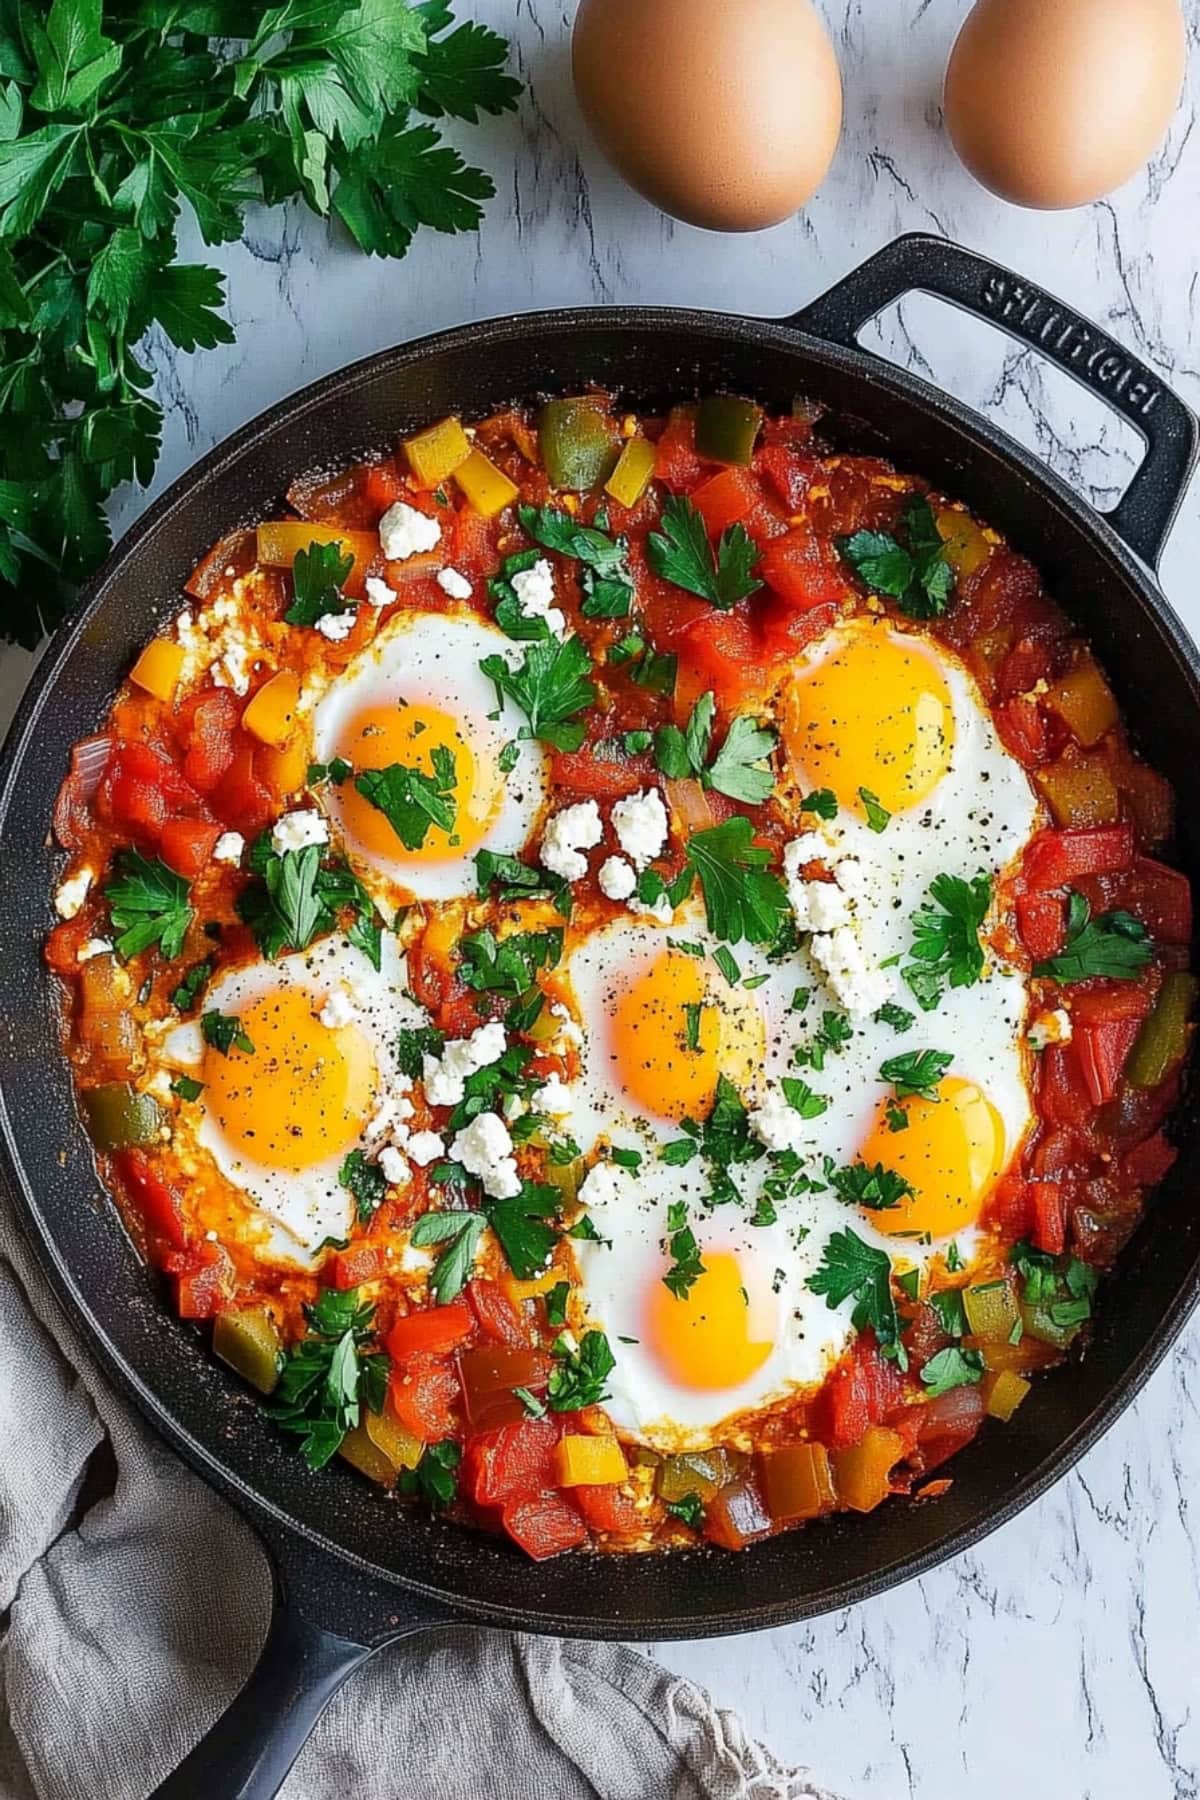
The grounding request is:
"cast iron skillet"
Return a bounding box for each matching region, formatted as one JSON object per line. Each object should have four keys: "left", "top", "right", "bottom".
{"left": 2, "top": 234, "right": 1199, "bottom": 1799}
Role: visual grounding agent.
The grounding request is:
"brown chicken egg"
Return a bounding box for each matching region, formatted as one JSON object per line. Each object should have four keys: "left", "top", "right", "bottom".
{"left": 572, "top": 0, "right": 842, "bottom": 232}
{"left": 944, "top": 0, "right": 1187, "bottom": 210}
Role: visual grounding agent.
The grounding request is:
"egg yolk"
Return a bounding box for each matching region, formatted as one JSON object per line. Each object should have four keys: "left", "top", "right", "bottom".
{"left": 782, "top": 626, "right": 956, "bottom": 816}
{"left": 334, "top": 701, "right": 497, "bottom": 864}
{"left": 608, "top": 947, "right": 765, "bottom": 1124}
{"left": 645, "top": 1252, "right": 774, "bottom": 1391}
{"left": 858, "top": 1076, "right": 1005, "bottom": 1240}
{"left": 203, "top": 987, "right": 377, "bottom": 1171}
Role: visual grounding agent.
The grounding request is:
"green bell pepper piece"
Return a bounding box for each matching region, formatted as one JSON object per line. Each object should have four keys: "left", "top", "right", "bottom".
{"left": 82, "top": 1083, "right": 164, "bottom": 1151}
{"left": 695, "top": 394, "right": 762, "bottom": 467}
{"left": 538, "top": 398, "right": 617, "bottom": 490}
{"left": 1125, "top": 972, "right": 1197, "bottom": 1089}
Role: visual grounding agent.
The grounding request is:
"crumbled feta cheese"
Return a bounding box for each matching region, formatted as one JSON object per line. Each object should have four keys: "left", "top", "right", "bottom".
{"left": 802, "top": 880, "right": 852, "bottom": 932}
{"left": 810, "top": 924, "right": 894, "bottom": 1018}
{"left": 510, "top": 559, "right": 567, "bottom": 637}
{"left": 577, "top": 1161, "right": 637, "bottom": 1210}
{"left": 315, "top": 608, "right": 356, "bottom": 642}
{"left": 540, "top": 801, "right": 603, "bottom": 883}
{"left": 749, "top": 1087, "right": 811, "bottom": 1155}
{"left": 318, "top": 988, "right": 356, "bottom": 1030}
{"left": 532, "top": 1074, "right": 574, "bottom": 1118}
{"left": 406, "top": 1130, "right": 446, "bottom": 1168}
{"left": 76, "top": 937, "right": 113, "bottom": 963}
{"left": 55, "top": 866, "right": 93, "bottom": 920}
{"left": 379, "top": 501, "right": 441, "bottom": 561}
{"left": 212, "top": 832, "right": 244, "bottom": 867}
{"left": 629, "top": 889, "right": 674, "bottom": 924}
{"left": 271, "top": 809, "right": 329, "bottom": 855}
{"left": 783, "top": 833, "right": 829, "bottom": 874}
{"left": 365, "top": 576, "right": 397, "bottom": 608}
{"left": 611, "top": 787, "right": 668, "bottom": 869}
{"left": 422, "top": 1021, "right": 509, "bottom": 1108}
{"left": 450, "top": 1112, "right": 521, "bottom": 1200}
{"left": 597, "top": 855, "right": 637, "bottom": 902}
{"left": 550, "top": 1002, "right": 584, "bottom": 1047}
{"left": 210, "top": 632, "right": 253, "bottom": 695}
{"left": 833, "top": 856, "right": 867, "bottom": 900}
{"left": 502, "top": 1091, "right": 528, "bottom": 1122}
{"left": 364, "top": 1096, "right": 399, "bottom": 1144}
{"left": 437, "top": 566, "right": 472, "bottom": 601}
{"left": 160, "top": 1022, "right": 204, "bottom": 1068}
{"left": 378, "top": 1146, "right": 411, "bottom": 1187}
{"left": 145, "top": 1069, "right": 174, "bottom": 1102}
{"left": 1028, "top": 1008, "right": 1073, "bottom": 1050}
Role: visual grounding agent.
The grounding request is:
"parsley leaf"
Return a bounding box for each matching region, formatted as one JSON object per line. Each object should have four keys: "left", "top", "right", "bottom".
{"left": 781, "top": 1076, "right": 829, "bottom": 1120}
{"left": 1034, "top": 892, "right": 1152, "bottom": 983}
{"left": 547, "top": 1329, "right": 616, "bottom": 1412}
{"left": 808, "top": 1227, "right": 903, "bottom": 1362}
{"left": 680, "top": 816, "right": 789, "bottom": 947}
{"left": 171, "top": 1074, "right": 204, "bottom": 1102}
{"left": 479, "top": 635, "right": 595, "bottom": 752}
{"left": 646, "top": 496, "right": 761, "bottom": 609}
{"left": 859, "top": 787, "right": 891, "bottom": 833}
{"left": 838, "top": 498, "right": 955, "bottom": 621}
{"left": 666, "top": 1491, "right": 705, "bottom": 1530}
{"left": 488, "top": 1182, "right": 560, "bottom": 1280}
{"left": 875, "top": 1000, "right": 915, "bottom": 1034}
{"left": 170, "top": 958, "right": 212, "bottom": 1012}
{"left": 794, "top": 1009, "right": 853, "bottom": 1073}
{"left": 903, "top": 872, "right": 992, "bottom": 1011}
{"left": 200, "top": 1009, "right": 253, "bottom": 1056}
{"left": 339, "top": 1149, "right": 387, "bottom": 1225}
{"left": 237, "top": 839, "right": 382, "bottom": 964}
{"left": 409, "top": 1209, "right": 487, "bottom": 1303}
{"left": 654, "top": 691, "right": 776, "bottom": 804}
{"left": 285, "top": 540, "right": 355, "bottom": 628}
{"left": 459, "top": 926, "right": 563, "bottom": 998}
{"left": 104, "top": 849, "right": 193, "bottom": 961}
{"left": 920, "top": 1346, "right": 984, "bottom": 1398}
{"left": 517, "top": 502, "right": 633, "bottom": 605}
{"left": 401, "top": 1439, "right": 462, "bottom": 1508}
{"left": 355, "top": 749, "right": 457, "bottom": 851}
{"left": 663, "top": 1204, "right": 706, "bottom": 1299}
{"left": 827, "top": 1161, "right": 914, "bottom": 1211}
{"left": 800, "top": 789, "right": 838, "bottom": 820}
{"left": 268, "top": 1286, "right": 385, "bottom": 1471}
{"left": 879, "top": 1048, "right": 953, "bottom": 1102}
{"left": 474, "top": 849, "right": 570, "bottom": 914}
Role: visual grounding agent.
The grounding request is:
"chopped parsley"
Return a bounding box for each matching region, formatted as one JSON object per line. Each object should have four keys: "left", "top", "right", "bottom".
{"left": 663, "top": 1202, "right": 706, "bottom": 1299}
{"left": 517, "top": 503, "right": 634, "bottom": 619}
{"left": 647, "top": 495, "right": 761, "bottom": 609}
{"left": 479, "top": 634, "right": 596, "bottom": 752}
{"left": 307, "top": 756, "right": 353, "bottom": 788}
{"left": 837, "top": 497, "right": 954, "bottom": 621}
{"left": 474, "top": 849, "right": 570, "bottom": 915}
{"left": 800, "top": 789, "right": 838, "bottom": 820}
{"left": 920, "top": 1346, "right": 984, "bottom": 1397}
{"left": 409, "top": 1209, "right": 487, "bottom": 1303}
{"left": 827, "top": 1160, "right": 914, "bottom": 1211}
{"left": 677, "top": 816, "right": 790, "bottom": 947}
{"left": 808, "top": 1227, "right": 904, "bottom": 1364}
{"left": 547, "top": 1329, "right": 616, "bottom": 1412}
{"left": 1034, "top": 892, "right": 1152, "bottom": 983}
{"left": 200, "top": 1010, "right": 253, "bottom": 1056}
{"left": 781, "top": 1076, "right": 829, "bottom": 1120}
{"left": 171, "top": 1075, "right": 204, "bottom": 1102}
{"left": 879, "top": 1048, "right": 953, "bottom": 1103}
{"left": 339, "top": 1149, "right": 387, "bottom": 1225}
{"left": 104, "top": 850, "right": 194, "bottom": 961}
{"left": 459, "top": 926, "right": 563, "bottom": 998}
{"left": 903, "top": 872, "right": 992, "bottom": 1011}
{"left": 666, "top": 1492, "right": 705, "bottom": 1529}
{"left": 487, "top": 1183, "right": 560, "bottom": 1280}
{"left": 285, "top": 540, "right": 356, "bottom": 629}
{"left": 268, "top": 1287, "right": 386, "bottom": 1471}
{"left": 400, "top": 1440, "right": 462, "bottom": 1509}
{"left": 396, "top": 1025, "right": 445, "bottom": 1081}
{"left": 1011, "top": 1240, "right": 1099, "bottom": 1336}
{"left": 170, "top": 958, "right": 212, "bottom": 1012}
{"left": 794, "top": 1008, "right": 853, "bottom": 1072}
{"left": 355, "top": 748, "right": 457, "bottom": 852}
{"left": 237, "top": 838, "right": 382, "bottom": 966}
{"left": 928, "top": 1288, "right": 968, "bottom": 1338}
{"left": 683, "top": 1002, "right": 704, "bottom": 1053}
{"left": 545, "top": 1281, "right": 570, "bottom": 1328}
{"left": 875, "top": 1000, "right": 916, "bottom": 1034}
{"left": 654, "top": 690, "right": 777, "bottom": 805}
{"left": 660, "top": 1074, "right": 762, "bottom": 1207}
{"left": 859, "top": 787, "right": 891, "bottom": 833}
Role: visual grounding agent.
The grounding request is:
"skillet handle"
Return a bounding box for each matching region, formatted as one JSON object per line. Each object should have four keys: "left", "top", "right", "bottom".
{"left": 791, "top": 232, "right": 1199, "bottom": 571}
{"left": 148, "top": 1520, "right": 453, "bottom": 1800}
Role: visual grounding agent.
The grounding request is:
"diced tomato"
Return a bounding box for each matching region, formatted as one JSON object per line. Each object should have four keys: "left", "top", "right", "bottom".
{"left": 212, "top": 745, "right": 275, "bottom": 837}
{"left": 1124, "top": 1131, "right": 1177, "bottom": 1187}
{"left": 758, "top": 595, "right": 839, "bottom": 663}
{"left": 500, "top": 1491, "right": 587, "bottom": 1560}
{"left": 1030, "top": 1128, "right": 1088, "bottom": 1178}
{"left": 462, "top": 1416, "right": 560, "bottom": 1508}
{"left": 116, "top": 1148, "right": 191, "bottom": 1255}
{"left": 689, "top": 468, "right": 758, "bottom": 535}
{"left": 653, "top": 409, "right": 704, "bottom": 492}
{"left": 328, "top": 1243, "right": 385, "bottom": 1290}
{"left": 1028, "top": 1181, "right": 1066, "bottom": 1255}
{"left": 759, "top": 528, "right": 847, "bottom": 610}
{"left": 1024, "top": 825, "right": 1135, "bottom": 891}
{"left": 1125, "top": 858, "right": 1192, "bottom": 944}
{"left": 985, "top": 1172, "right": 1031, "bottom": 1237}
{"left": 388, "top": 1353, "right": 460, "bottom": 1440}
{"left": 1069, "top": 982, "right": 1154, "bottom": 1027}
{"left": 160, "top": 817, "right": 222, "bottom": 880}
{"left": 174, "top": 1241, "right": 234, "bottom": 1320}
{"left": 1116, "top": 759, "right": 1174, "bottom": 845}
{"left": 550, "top": 745, "right": 654, "bottom": 798}
{"left": 1072, "top": 1018, "right": 1142, "bottom": 1106}
{"left": 1014, "top": 893, "right": 1065, "bottom": 961}
{"left": 386, "top": 1301, "right": 474, "bottom": 1358}
{"left": 817, "top": 1334, "right": 908, "bottom": 1451}
{"left": 1038, "top": 1043, "right": 1093, "bottom": 1128}
{"left": 101, "top": 744, "right": 204, "bottom": 847}
{"left": 467, "top": 1279, "right": 528, "bottom": 1347}
{"left": 997, "top": 635, "right": 1055, "bottom": 701}
{"left": 179, "top": 690, "right": 241, "bottom": 794}
{"left": 450, "top": 505, "right": 495, "bottom": 572}
{"left": 676, "top": 606, "right": 762, "bottom": 707}
{"left": 995, "top": 695, "right": 1048, "bottom": 765}
{"left": 755, "top": 444, "right": 819, "bottom": 511}
{"left": 364, "top": 460, "right": 406, "bottom": 515}
{"left": 913, "top": 1385, "right": 985, "bottom": 1474}
{"left": 573, "top": 1483, "right": 645, "bottom": 1535}
{"left": 703, "top": 1476, "right": 773, "bottom": 1550}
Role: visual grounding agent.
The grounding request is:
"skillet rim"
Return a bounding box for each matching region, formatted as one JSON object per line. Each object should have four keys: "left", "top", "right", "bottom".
{"left": 3, "top": 298, "right": 1200, "bottom": 1640}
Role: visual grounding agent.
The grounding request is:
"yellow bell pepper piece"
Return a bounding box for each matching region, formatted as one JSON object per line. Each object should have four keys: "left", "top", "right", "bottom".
{"left": 129, "top": 638, "right": 186, "bottom": 703}
{"left": 255, "top": 522, "right": 377, "bottom": 590}
{"left": 1044, "top": 653, "right": 1119, "bottom": 749}
{"left": 983, "top": 1368, "right": 1031, "bottom": 1422}
{"left": 339, "top": 1421, "right": 399, "bottom": 1487}
{"left": 935, "top": 507, "right": 992, "bottom": 578}
{"left": 242, "top": 671, "right": 301, "bottom": 748}
{"left": 555, "top": 1434, "right": 629, "bottom": 1487}
{"left": 404, "top": 416, "right": 472, "bottom": 489}
{"left": 365, "top": 1406, "right": 423, "bottom": 1471}
{"left": 604, "top": 435, "right": 656, "bottom": 509}
{"left": 503, "top": 1260, "right": 566, "bottom": 1302}
{"left": 212, "top": 1307, "right": 283, "bottom": 1395}
{"left": 1035, "top": 753, "right": 1120, "bottom": 828}
{"left": 962, "top": 1280, "right": 1020, "bottom": 1343}
{"left": 832, "top": 1425, "right": 904, "bottom": 1513}
{"left": 454, "top": 448, "right": 519, "bottom": 519}
{"left": 257, "top": 732, "right": 308, "bottom": 797}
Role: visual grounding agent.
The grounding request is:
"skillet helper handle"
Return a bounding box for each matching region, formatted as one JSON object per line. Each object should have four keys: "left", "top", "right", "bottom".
{"left": 792, "top": 232, "right": 1199, "bottom": 571}
{"left": 148, "top": 1526, "right": 448, "bottom": 1800}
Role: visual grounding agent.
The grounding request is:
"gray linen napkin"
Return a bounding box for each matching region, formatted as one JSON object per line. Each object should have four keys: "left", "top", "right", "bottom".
{"left": 0, "top": 1208, "right": 838, "bottom": 1800}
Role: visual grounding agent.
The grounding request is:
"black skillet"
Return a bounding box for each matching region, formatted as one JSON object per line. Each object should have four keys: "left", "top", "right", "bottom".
{"left": 2, "top": 234, "right": 1199, "bottom": 1800}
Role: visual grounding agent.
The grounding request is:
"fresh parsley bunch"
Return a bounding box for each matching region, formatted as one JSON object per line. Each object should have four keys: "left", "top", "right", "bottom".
{"left": 0, "top": 0, "right": 521, "bottom": 646}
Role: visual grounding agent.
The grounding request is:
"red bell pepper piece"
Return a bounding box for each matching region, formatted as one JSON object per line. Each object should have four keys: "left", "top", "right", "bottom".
{"left": 755, "top": 444, "right": 819, "bottom": 511}
{"left": 364, "top": 460, "right": 406, "bottom": 516}
{"left": 500, "top": 1491, "right": 586, "bottom": 1560}
{"left": 1124, "top": 1131, "right": 1177, "bottom": 1187}
{"left": 387, "top": 1353, "right": 460, "bottom": 1440}
{"left": 1015, "top": 893, "right": 1066, "bottom": 961}
{"left": 1125, "top": 857, "right": 1192, "bottom": 944}
{"left": 212, "top": 745, "right": 275, "bottom": 837}
{"left": 179, "top": 690, "right": 241, "bottom": 795}
{"left": 462, "top": 1416, "right": 561, "bottom": 1508}
{"left": 653, "top": 410, "right": 704, "bottom": 492}
{"left": 115, "top": 1148, "right": 191, "bottom": 1253}
{"left": 702, "top": 1476, "right": 772, "bottom": 1551}
{"left": 1038, "top": 1045, "right": 1093, "bottom": 1128}
{"left": 160, "top": 817, "right": 222, "bottom": 880}
{"left": 1028, "top": 1181, "right": 1066, "bottom": 1255}
{"left": 328, "top": 1243, "right": 386, "bottom": 1291}
{"left": 174, "top": 1241, "right": 234, "bottom": 1320}
{"left": 1071, "top": 1019, "right": 1142, "bottom": 1106}
{"left": 1024, "top": 825, "right": 1135, "bottom": 891}
{"left": 995, "top": 696, "right": 1048, "bottom": 765}
{"left": 467, "top": 1279, "right": 528, "bottom": 1347}
{"left": 549, "top": 745, "right": 654, "bottom": 799}
{"left": 572, "top": 1483, "right": 644, "bottom": 1535}
{"left": 386, "top": 1301, "right": 474, "bottom": 1359}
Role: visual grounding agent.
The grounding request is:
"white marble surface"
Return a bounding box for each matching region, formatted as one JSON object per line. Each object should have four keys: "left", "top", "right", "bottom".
{"left": 5, "top": 3, "right": 1200, "bottom": 1794}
